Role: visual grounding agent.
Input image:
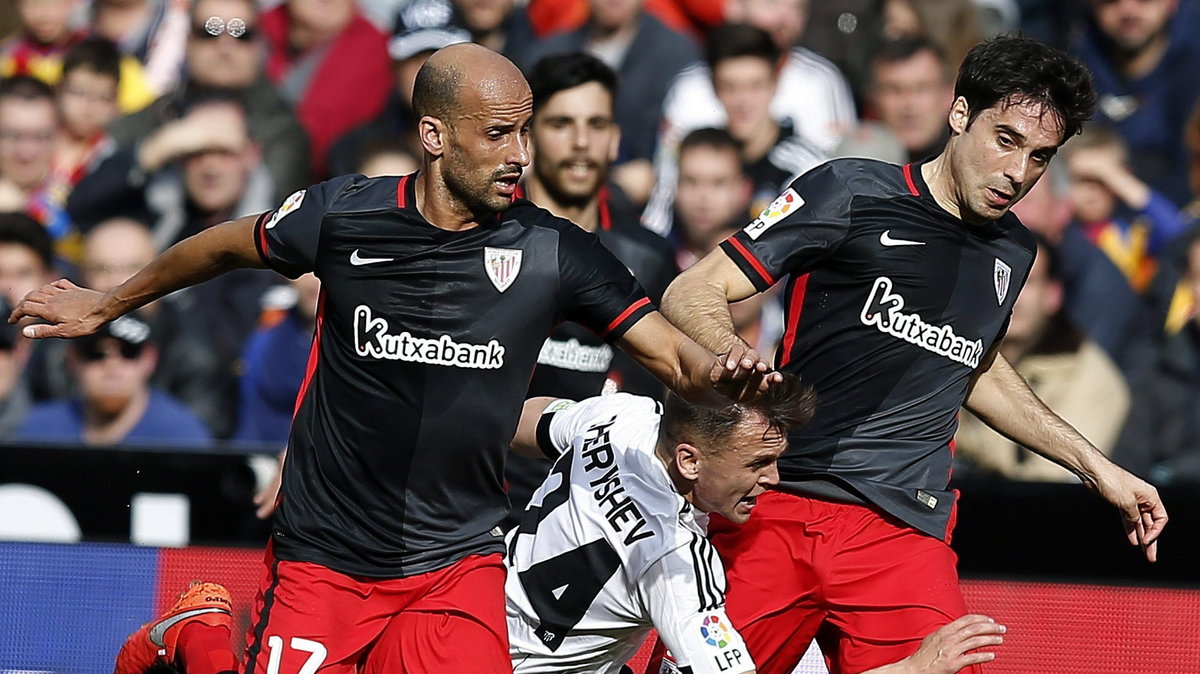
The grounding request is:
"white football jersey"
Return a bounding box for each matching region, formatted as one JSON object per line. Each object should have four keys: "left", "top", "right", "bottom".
{"left": 505, "top": 394, "right": 754, "bottom": 674}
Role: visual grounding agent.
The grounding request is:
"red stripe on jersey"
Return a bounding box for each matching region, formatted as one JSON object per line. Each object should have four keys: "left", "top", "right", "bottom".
{"left": 292, "top": 289, "right": 326, "bottom": 419}
{"left": 603, "top": 297, "right": 651, "bottom": 336}
{"left": 514, "top": 184, "right": 526, "bottom": 200}
{"left": 256, "top": 211, "right": 272, "bottom": 260}
{"left": 778, "top": 273, "right": 810, "bottom": 367}
{"left": 396, "top": 174, "right": 410, "bottom": 208}
{"left": 902, "top": 163, "right": 920, "bottom": 196}
{"left": 598, "top": 186, "right": 612, "bottom": 231}
{"left": 727, "top": 237, "right": 776, "bottom": 286}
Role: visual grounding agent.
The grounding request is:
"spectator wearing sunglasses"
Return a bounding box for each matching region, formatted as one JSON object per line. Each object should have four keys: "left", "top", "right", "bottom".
{"left": 105, "top": 0, "right": 309, "bottom": 204}
{"left": 15, "top": 314, "right": 212, "bottom": 447}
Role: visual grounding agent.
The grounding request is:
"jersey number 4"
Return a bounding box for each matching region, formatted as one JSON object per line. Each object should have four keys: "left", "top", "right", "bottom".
{"left": 516, "top": 450, "right": 622, "bottom": 651}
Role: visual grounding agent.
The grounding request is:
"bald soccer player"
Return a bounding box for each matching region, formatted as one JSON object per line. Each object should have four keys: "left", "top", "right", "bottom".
{"left": 20, "top": 44, "right": 779, "bottom": 674}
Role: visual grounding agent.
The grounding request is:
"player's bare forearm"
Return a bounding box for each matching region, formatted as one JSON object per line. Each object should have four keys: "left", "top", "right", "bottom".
{"left": 12, "top": 214, "right": 267, "bottom": 339}
{"left": 660, "top": 249, "right": 757, "bottom": 355}
{"left": 964, "top": 352, "right": 1105, "bottom": 482}
{"left": 510, "top": 397, "right": 559, "bottom": 459}
{"left": 965, "top": 351, "right": 1168, "bottom": 560}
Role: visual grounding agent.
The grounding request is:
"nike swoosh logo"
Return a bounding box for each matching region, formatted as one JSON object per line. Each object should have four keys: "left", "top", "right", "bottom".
{"left": 148, "top": 607, "right": 230, "bottom": 647}
{"left": 879, "top": 230, "right": 925, "bottom": 247}
{"left": 350, "top": 249, "right": 394, "bottom": 266}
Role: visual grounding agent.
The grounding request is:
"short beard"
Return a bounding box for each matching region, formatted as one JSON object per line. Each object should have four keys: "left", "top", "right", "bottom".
{"left": 532, "top": 159, "right": 607, "bottom": 211}
{"left": 442, "top": 130, "right": 512, "bottom": 218}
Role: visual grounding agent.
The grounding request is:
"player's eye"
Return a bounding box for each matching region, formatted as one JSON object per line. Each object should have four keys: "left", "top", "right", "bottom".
{"left": 997, "top": 134, "right": 1015, "bottom": 149}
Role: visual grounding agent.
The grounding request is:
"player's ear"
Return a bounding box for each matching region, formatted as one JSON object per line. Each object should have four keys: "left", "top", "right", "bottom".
{"left": 948, "top": 97, "right": 970, "bottom": 136}
{"left": 675, "top": 443, "right": 701, "bottom": 481}
{"left": 419, "top": 115, "right": 447, "bottom": 158}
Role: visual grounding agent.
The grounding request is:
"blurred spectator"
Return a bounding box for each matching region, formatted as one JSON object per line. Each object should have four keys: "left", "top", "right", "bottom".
{"left": 522, "top": 0, "right": 701, "bottom": 205}
{"left": 883, "top": 0, "right": 983, "bottom": 68}
{"left": 325, "top": 24, "right": 468, "bottom": 177}
{"left": 526, "top": 0, "right": 726, "bottom": 39}
{"left": 671, "top": 128, "right": 752, "bottom": 269}
{"left": 649, "top": 0, "right": 856, "bottom": 235}
{"left": 956, "top": 240, "right": 1130, "bottom": 482}
{"left": 865, "top": 36, "right": 954, "bottom": 162}
{"left": 108, "top": 0, "right": 310, "bottom": 203}
{"left": 235, "top": 273, "right": 318, "bottom": 445}
{"left": 16, "top": 314, "right": 212, "bottom": 447}
{"left": 0, "top": 306, "right": 32, "bottom": 440}
{"left": 70, "top": 97, "right": 274, "bottom": 248}
{"left": 0, "top": 0, "right": 83, "bottom": 84}
{"left": 452, "top": 0, "right": 539, "bottom": 65}
{"left": 1013, "top": 164, "right": 1153, "bottom": 377}
{"left": 647, "top": 24, "right": 824, "bottom": 234}
{"left": 1062, "top": 124, "right": 1187, "bottom": 292}
{"left": 1146, "top": 97, "right": 1200, "bottom": 337}
{"left": 0, "top": 212, "right": 54, "bottom": 317}
{"left": 0, "top": 77, "right": 70, "bottom": 246}
{"left": 800, "top": 0, "right": 887, "bottom": 101}
{"left": 55, "top": 39, "right": 120, "bottom": 191}
{"left": 356, "top": 142, "right": 420, "bottom": 178}
{"left": 90, "top": 0, "right": 189, "bottom": 102}
{"left": 1071, "top": 0, "right": 1200, "bottom": 206}
{"left": 261, "top": 0, "right": 392, "bottom": 177}
{"left": 1114, "top": 234, "right": 1200, "bottom": 484}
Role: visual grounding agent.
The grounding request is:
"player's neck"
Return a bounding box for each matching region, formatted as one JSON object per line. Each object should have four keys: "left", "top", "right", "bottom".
{"left": 526, "top": 178, "right": 600, "bottom": 232}
{"left": 922, "top": 153, "right": 988, "bottom": 227}
{"left": 657, "top": 447, "right": 696, "bottom": 503}
{"left": 414, "top": 171, "right": 487, "bottom": 232}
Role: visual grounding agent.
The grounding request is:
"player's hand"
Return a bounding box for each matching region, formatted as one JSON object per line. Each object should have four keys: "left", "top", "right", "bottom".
{"left": 900, "top": 614, "right": 1005, "bottom": 674}
{"left": 9, "top": 279, "right": 109, "bottom": 338}
{"left": 254, "top": 459, "right": 283, "bottom": 519}
{"left": 709, "top": 341, "right": 782, "bottom": 402}
{"left": 1088, "top": 462, "right": 1168, "bottom": 563}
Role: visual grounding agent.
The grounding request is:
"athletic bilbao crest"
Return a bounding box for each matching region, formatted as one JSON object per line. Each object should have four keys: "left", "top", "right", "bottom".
{"left": 994, "top": 258, "right": 1011, "bottom": 305}
{"left": 484, "top": 247, "right": 522, "bottom": 292}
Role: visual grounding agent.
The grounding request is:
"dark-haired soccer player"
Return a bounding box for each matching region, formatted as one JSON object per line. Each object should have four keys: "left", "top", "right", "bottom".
{"left": 506, "top": 378, "right": 1004, "bottom": 674}
{"left": 660, "top": 35, "right": 1168, "bottom": 674}
{"left": 16, "top": 43, "right": 777, "bottom": 674}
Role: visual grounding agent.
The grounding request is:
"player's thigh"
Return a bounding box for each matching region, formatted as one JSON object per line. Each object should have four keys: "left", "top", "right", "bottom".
{"left": 363, "top": 554, "right": 512, "bottom": 674}
{"left": 242, "top": 555, "right": 389, "bottom": 674}
{"left": 708, "top": 492, "right": 825, "bottom": 674}
{"left": 821, "top": 518, "right": 972, "bottom": 674}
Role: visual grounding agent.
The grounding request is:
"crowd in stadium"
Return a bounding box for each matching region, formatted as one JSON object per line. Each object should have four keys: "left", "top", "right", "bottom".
{"left": 0, "top": 0, "right": 1196, "bottom": 490}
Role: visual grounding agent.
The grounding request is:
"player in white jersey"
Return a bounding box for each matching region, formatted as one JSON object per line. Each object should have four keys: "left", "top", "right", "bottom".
{"left": 505, "top": 377, "right": 1006, "bottom": 674}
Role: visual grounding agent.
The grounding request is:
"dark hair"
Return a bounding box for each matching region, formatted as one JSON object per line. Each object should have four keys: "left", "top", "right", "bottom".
{"left": 660, "top": 373, "right": 816, "bottom": 450}
{"left": 679, "top": 127, "right": 741, "bottom": 157}
{"left": 62, "top": 36, "right": 122, "bottom": 84}
{"left": 706, "top": 23, "right": 781, "bottom": 72}
{"left": 412, "top": 57, "right": 460, "bottom": 121}
{"left": 529, "top": 52, "right": 617, "bottom": 113}
{"left": 0, "top": 212, "right": 53, "bottom": 271}
{"left": 954, "top": 36, "right": 1096, "bottom": 144}
{"left": 871, "top": 36, "right": 950, "bottom": 82}
{"left": 0, "top": 75, "right": 55, "bottom": 105}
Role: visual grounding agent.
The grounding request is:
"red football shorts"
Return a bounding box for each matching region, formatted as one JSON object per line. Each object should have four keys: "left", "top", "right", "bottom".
{"left": 242, "top": 548, "right": 511, "bottom": 674}
{"left": 707, "top": 490, "right": 974, "bottom": 674}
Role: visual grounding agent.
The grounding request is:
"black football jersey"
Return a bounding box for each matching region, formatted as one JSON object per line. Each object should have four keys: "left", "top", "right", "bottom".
{"left": 720, "top": 158, "right": 1036, "bottom": 538}
{"left": 254, "top": 173, "right": 654, "bottom": 576}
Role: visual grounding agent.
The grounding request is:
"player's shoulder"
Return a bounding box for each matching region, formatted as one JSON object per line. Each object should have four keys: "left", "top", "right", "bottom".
{"left": 998, "top": 211, "right": 1038, "bottom": 254}
{"left": 793, "top": 158, "right": 910, "bottom": 200}
{"left": 317, "top": 173, "right": 405, "bottom": 214}
{"left": 564, "top": 392, "right": 662, "bottom": 433}
{"left": 504, "top": 198, "right": 581, "bottom": 235}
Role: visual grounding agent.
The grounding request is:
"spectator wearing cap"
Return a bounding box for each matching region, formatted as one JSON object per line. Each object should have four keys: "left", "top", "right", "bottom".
{"left": 261, "top": 0, "right": 392, "bottom": 177}
{"left": 106, "top": 0, "right": 309, "bottom": 203}
{"left": 325, "top": 23, "right": 468, "bottom": 176}
{"left": 16, "top": 315, "right": 212, "bottom": 447}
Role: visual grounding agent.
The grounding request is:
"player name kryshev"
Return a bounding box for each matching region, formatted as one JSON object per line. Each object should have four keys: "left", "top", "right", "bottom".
{"left": 354, "top": 305, "right": 505, "bottom": 369}
{"left": 537, "top": 338, "right": 614, "bottom": 372}
{"left": 860, "top": 277, "right": 984, "bottom": 369}
{"left": 580, "top": 418, "right": 656, "bottom": 545}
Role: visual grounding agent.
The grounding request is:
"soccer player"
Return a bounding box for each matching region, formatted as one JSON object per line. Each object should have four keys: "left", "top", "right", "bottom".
{"left": 505, "top": 380, "right": 1005, "bottom": 674}
{"left": 657, "top": 36, "right": 1168, "bottom": 674}
{"left": 14, "top": 43, "right": 777, "bottom": 674}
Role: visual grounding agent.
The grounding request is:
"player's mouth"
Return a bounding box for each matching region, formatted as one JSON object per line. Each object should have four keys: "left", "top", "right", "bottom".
{"left": 563, "top": 161, "right": 598, "bottom": 180}
{"left": 985, "top": 187, "right": 1013, "bottom": 207}
{"left": 494, "top": 173, "right": 521, "bottom": 195}
{"left": 736, "top": 495, "right": 758, "bottom": 512}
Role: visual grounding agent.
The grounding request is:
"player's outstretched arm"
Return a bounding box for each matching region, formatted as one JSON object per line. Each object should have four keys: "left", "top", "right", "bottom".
{"left": 660, "top": 248, "right": 759, "bottom": 356}
{"left": 864, "top": 615, "right": 1005, "bottom": 674}
{"left": 10, "top": 214, "right": 267, "bottom": 339}
{"left": 509, "top": 397, "right": 561, "bottom": 458}
{"left": 965, "top": 349, "right": 1168, "bottom": 562}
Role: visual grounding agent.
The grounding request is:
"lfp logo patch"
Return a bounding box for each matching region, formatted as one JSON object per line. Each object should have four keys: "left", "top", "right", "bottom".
{"left": 700, "top": 614, "right": 733, "bottom": 648}
{"left": 744, "top": 188, "right": 803, "bottom": 240}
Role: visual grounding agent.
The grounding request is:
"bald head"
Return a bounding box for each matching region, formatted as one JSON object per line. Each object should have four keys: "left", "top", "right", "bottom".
{"left": 412, "top": 43, "right": 529, "bottom": 122}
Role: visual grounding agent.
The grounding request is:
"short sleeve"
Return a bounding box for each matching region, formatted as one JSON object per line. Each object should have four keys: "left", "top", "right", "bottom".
{"left": 719, "top": 162, "right": 855, "bottom": 292}
{"left": 540, "top": 393, "right": 656, "bottom": 457}
{"left": 557, "top": 224, "right": 655, "bottom": 342}
{"left": 254, "top": 175, "right": 357, "bottom": 279}
{"left": 640, "top": 534, "right": 755, "bottom": 674}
